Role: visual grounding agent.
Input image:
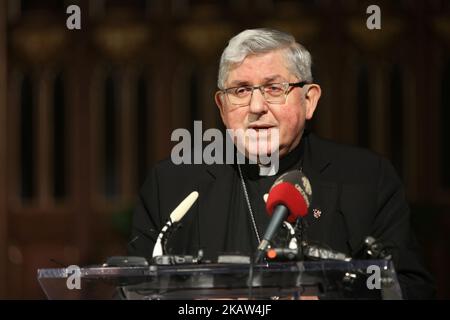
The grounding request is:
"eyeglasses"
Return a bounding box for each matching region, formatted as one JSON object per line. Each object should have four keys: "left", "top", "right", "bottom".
{"left": 221, "top": 81, "right": 308, "bottom": 107}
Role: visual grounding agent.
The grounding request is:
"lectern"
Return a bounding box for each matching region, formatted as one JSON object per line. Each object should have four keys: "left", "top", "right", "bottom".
{"left": 37, "top": 259, "right": 402, "bottom": 299}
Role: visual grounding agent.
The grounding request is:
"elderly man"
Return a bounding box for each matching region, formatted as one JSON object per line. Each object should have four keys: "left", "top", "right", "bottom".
{"left": 128, "top": 28, "right": 435, "bottom": 299}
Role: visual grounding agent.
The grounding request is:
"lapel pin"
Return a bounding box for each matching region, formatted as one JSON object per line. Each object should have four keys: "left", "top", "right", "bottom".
{"left": 313, "top": 208, "right": 322, "bottom": 219}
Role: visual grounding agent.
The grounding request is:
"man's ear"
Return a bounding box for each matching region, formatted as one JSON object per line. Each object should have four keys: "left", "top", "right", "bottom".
{"left": 215, "top": 91, "right": 227, "bottom": 123}
{"left": 304, "top": 84, "right": 321, "bottom": 120}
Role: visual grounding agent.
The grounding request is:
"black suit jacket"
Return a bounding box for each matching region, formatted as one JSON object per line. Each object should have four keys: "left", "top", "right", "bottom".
{"left": 128, "top": 132, "right": 435, "bottom": 299}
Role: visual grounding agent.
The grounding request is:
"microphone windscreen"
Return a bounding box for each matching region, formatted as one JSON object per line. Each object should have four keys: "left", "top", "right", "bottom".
{"left": 266, "top": 170, "right": 312, "bottom": 222}
{"left": 170, "top": 191, "right": 199, "bottom": 223}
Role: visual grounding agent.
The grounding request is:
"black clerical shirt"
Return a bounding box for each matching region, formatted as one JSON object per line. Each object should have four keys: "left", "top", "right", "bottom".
{"left": 224, "top": 140, "right": 305, "bottom": 256}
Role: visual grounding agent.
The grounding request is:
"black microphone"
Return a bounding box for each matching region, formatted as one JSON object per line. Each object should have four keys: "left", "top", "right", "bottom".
{"left": 256, "top": 205, "right": 290, "bottom": 262}
{"left": 265, "top": 244, "right": 351, "bottom": 262}
{"left": 255, "top": 170, "right": 312, "bottom": 263}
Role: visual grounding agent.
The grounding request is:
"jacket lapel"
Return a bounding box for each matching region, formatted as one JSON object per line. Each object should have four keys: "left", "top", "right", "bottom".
{"left": 196, "top": 163, "right": 234, "bottom": 259}
{"left": 302, "top": 133, "right": 339, "bottom": 245}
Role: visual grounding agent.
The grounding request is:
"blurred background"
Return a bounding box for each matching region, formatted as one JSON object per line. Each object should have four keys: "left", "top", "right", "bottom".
{"left": 0, "top": 0, "right": 449, "bottom": 299}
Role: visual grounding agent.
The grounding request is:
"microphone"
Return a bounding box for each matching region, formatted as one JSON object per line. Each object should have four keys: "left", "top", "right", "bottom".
{"left": 152, "top": 191, "right": 199, "bottom": 258}
{"left": 265, "top": 244, "right": 351, "bottom": 262}
{"left": 255, "top": 170, "right": 312, "bottom": 262}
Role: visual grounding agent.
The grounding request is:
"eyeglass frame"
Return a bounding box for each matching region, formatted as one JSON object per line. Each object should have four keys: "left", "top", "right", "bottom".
{"left": 219, "top": 81, "right": 309, "bottom": 107}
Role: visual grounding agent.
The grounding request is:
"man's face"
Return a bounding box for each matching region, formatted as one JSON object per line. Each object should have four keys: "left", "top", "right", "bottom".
{"left": 215, "top": 49, "right": 321, "bottom": 159}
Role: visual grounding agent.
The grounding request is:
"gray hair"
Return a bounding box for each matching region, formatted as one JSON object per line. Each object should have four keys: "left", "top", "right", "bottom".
{"left": 217, "top": 28, "right": 313, "bottom": 89}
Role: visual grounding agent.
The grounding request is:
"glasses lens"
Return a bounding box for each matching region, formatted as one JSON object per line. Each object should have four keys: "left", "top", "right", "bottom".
{"left": 264, "top": 83, "right": 287, "bottom": 104}
{"left": 225, "top": 83, "right": 291, "bottom": 106}
{"left": 227, "top": 86, "right": 252, "bottom": 106}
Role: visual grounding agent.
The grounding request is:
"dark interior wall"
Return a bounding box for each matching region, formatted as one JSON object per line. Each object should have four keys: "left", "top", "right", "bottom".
{"left": 0, "top": 0, "right": 9, "bottom": 299}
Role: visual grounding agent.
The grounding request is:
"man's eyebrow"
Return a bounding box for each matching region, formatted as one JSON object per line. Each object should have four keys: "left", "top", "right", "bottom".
{"left": 228, "top": 80, "right": 251, "bottom": 87}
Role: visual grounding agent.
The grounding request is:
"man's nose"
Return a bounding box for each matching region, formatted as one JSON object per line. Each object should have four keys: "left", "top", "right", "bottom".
{"left": 248, "top": 88, "right": 268, "bottom": 114}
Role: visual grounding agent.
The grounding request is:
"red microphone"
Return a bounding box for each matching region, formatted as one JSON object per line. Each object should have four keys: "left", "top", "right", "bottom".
{"left": 255, "top": 170, "right": 312, "bottom": 262}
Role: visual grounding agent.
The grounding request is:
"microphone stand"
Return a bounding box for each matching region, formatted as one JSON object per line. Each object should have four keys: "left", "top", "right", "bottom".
{"left": 161, "top": 221, "right": 182, "bottom": 255}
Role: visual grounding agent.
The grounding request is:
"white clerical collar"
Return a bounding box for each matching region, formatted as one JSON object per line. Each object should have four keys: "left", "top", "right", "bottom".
{"left": 259, "top": 163, "right": 278, "bottom": 176}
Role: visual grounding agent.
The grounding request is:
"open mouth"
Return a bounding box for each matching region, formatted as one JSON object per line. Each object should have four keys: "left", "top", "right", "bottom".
{"left": 247, "top": 124, "right": 275, "bottom": 131}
